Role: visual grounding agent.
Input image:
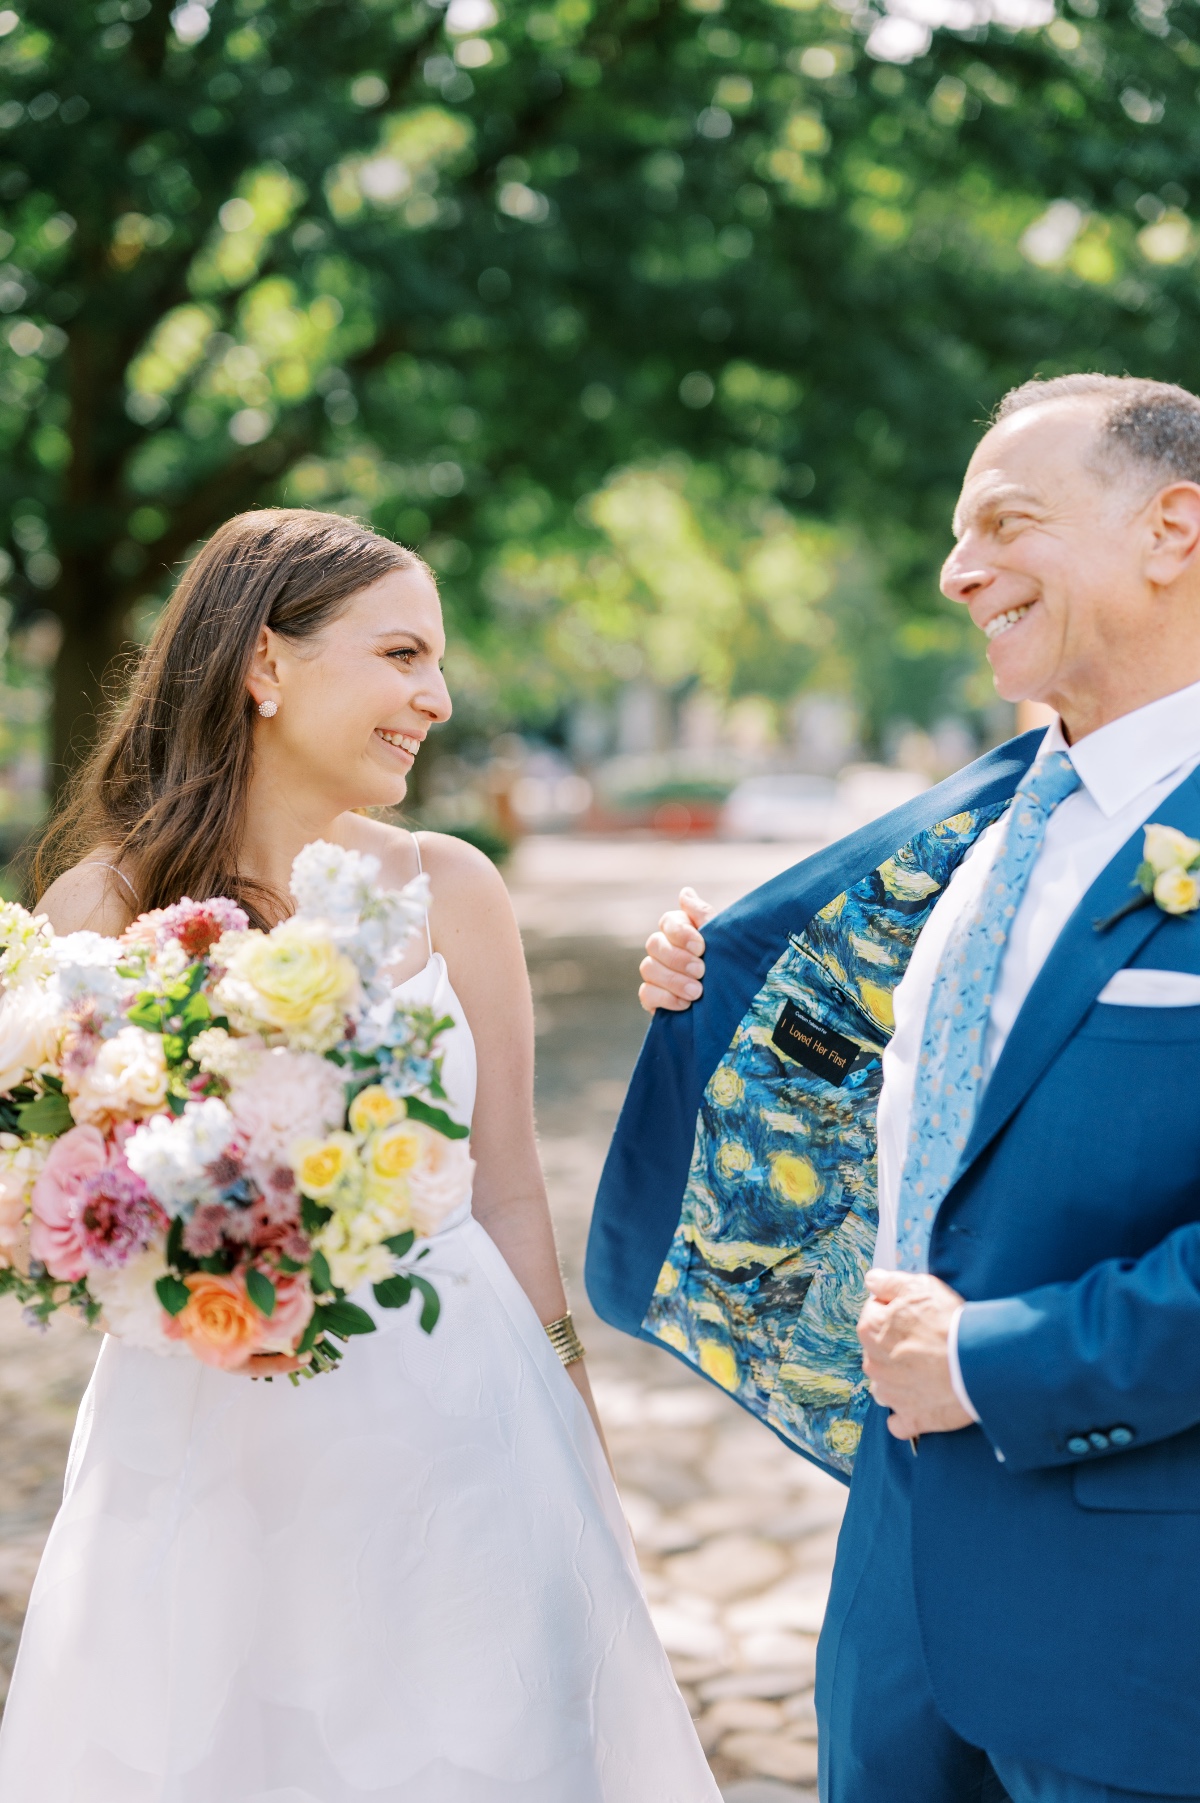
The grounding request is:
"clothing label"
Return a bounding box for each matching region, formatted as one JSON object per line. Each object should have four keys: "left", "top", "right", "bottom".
{"left": 772, "top": 1000, "right": 861, "bottom": 1086}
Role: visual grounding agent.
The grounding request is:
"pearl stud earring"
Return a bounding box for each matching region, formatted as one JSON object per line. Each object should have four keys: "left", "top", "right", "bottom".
{"left": 257, "top": 699, "right": 278, "bottom": 719}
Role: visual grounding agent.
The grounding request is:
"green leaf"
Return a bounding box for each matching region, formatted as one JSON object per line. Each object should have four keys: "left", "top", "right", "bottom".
{"left": 383, "top": 1229, "right": 415, "bottom": 1258}
{"left": 155, "top": 1273, "right": 191, "bottom": 1317}
{"left": 403, "top": 1096, "right": 470, "bottom": 1139}
{"left": 181, "top": 993, "right": 212, "bottom": 1025}
{"left": 276, "top": 1253, "right": 304, "bottom": 1274}
{"left": 245, "top": 1267, "right": 277, "bottom": 1317}
{"left": 372, "top": 1273, "right": 412, "bottom": 1309}
{"left": 317, "top": 1299, "right": 377, "bottom": 1339}
{"left": 1134, "top": 860, "right": 1156, "bottom": 894}
{"left": 296, "top": 1311, "right": 321, "bottom": 1356}
{"left": 301, "top": 1195, "right": 333, "bottom": 1234}
{"left": 310, "top": 1249, "right": 332, "bottom": 1294}
{"left": 16, "top": 1090, "right": 74, "bottom": 1137}
{"left": 411, "top": 1274, "right": 441, "bottom": 1334}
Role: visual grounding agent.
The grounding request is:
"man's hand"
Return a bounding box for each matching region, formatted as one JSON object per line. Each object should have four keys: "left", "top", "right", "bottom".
{"left": 857, "top": 1269, "right": 973, "bottom": 1440}
{"left": 638, "top": 887, "right": 713, "bottom": 1013}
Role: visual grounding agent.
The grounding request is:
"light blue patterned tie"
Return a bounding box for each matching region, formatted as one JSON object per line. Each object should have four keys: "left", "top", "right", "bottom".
{"left": 894, "top": 750, "right": 1081, "bottom": 1271}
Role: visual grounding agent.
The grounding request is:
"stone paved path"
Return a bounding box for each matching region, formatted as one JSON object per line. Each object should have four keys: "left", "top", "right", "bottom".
{"left": 0, "top": 836, "right": 836, "bottom": 1799}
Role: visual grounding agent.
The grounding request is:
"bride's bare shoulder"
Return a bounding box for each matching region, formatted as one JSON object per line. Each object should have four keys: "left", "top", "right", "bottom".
{"left": 37, "top": 856, "right": 137, "bottom": 937}
{"left": 346, "top": 818, "right": 507, "bottom": 912}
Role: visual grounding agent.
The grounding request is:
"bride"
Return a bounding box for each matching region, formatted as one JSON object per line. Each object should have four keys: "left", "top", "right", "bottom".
{"left": 0, "top": 508, "right": 720, "bottom": 1802}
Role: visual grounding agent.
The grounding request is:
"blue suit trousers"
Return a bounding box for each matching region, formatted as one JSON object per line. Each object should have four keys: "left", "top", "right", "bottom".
{"left": 815, "top": 1406, "right": 1200, "bottom": 1803}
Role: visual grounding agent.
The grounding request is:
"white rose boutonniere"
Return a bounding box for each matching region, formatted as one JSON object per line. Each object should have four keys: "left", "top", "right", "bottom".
{"left": 1096, "top": 823, "right": 1200, "bottom": 931}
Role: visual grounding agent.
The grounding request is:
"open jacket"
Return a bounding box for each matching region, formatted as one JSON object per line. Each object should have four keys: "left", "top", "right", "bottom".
{"left": 587, "top": 729, "right": 1200, "bottom": 1792}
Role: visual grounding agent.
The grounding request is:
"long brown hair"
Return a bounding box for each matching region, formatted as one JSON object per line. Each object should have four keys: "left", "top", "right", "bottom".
{"left": 36, "top": 508, "right": 423, "bottom": 925}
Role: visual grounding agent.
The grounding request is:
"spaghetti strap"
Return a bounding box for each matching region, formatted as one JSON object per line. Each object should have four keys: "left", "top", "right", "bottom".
{"left": 79, "top": 862, "right": 140, "bottom": 908}
{"left": 411, "top": 834, "right": 434, "bottom": 959}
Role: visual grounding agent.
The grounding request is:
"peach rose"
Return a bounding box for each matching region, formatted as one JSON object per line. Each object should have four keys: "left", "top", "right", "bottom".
{"left": 164, "top": 1270, "right": 268, "bottom": 1371}
{"left": 29, "top": 1124, "right": 107, "bottom": 1280}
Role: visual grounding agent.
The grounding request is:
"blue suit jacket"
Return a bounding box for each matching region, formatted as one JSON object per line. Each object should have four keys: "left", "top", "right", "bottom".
{"left": 586, "top": 732, "right": 1200, "bottom": 1792}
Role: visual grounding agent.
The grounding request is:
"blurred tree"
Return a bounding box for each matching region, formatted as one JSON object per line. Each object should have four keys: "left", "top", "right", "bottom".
{"left": 3, "top": 0, "right": 1200, "bottom": 773}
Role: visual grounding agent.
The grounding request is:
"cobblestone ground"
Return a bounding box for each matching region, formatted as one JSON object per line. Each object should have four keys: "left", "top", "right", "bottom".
{"left": 0, "top": 836, "right": 838, "bottom": 1802}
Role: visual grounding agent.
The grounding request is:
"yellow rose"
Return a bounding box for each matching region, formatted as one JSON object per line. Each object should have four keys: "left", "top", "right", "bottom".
{"left": 1144, "top": 823, "right": 1200, "bottom": 879}
{"left": 349, "top": 1084, "right": 404, "bottom": 1137}
{"left": 1153, "top": 868, "right": 1200, "bottom": 916}
{"left": 215, "top": 920, "right": 359, "bottom": 1052}
{"left": 292, "top": 1132, "right": 359, "bottom": 1198}
{"left": 367, "top": 1120, "right": 425, "bottom": 1183}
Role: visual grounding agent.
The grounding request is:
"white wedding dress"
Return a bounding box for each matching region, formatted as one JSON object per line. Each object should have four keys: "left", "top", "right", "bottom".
{"left": 0, "top": 952, "right": 719, "bottom": 1803}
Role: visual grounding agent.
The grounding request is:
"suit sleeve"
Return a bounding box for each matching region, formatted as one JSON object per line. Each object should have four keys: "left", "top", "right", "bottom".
{"left": 956, "top": 1219, "right": 1200, "bottom": 1471}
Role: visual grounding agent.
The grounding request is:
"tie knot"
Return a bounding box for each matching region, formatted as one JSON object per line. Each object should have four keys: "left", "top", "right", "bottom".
{"left": 1019, "top": 748, "right": 1080, "bottom": 818}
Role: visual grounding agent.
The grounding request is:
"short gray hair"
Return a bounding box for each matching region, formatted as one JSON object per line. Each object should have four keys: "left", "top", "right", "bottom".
{"left": 995, "top": 373, "right": 1200, "bottom": 490}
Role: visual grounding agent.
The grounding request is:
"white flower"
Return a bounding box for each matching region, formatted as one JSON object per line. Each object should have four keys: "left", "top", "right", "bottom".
{"left": 226, "top": 1047, "right": 346, "bottom": 1194}
{"left": 0, "top": 981, "right": 61, "bottom": 1093}
{"left": 64, "top": 1025, "right": 168, "bottom": 1128}
{"left": 49, "top": 931, "right": 139, "bottom": 1026}
{"left": 312, "top": 1210, "right": 397, "bottom": 1292}
{"left": 125, "top": 1097, "right": 237, "bottom": 1215}
{"left": 1153, "top": 868, "right": 1200, "bottom": 916}
{"left": 89, "top": 1242, "right": 189, "bottom": 1356}
{"left": 190, "top": 1026, "right": 265, "bottom": 1085}
{"left": 1143, "top": 823, "right": 1200, "bottom": 879}
{"left": 407, "top": 1133, "right": 474, "bottom": 1237}
{"left": 289, "top": 839, "right": 380, "bottom": 927}
{"left": 0, "top": 903, "right": 55, "bottom": 989}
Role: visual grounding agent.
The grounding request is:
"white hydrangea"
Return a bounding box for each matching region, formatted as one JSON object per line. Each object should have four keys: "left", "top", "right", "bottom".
{"left": 89, "top": 1243, "right": 189, "bottom": 1356}
{"left": 49, "top": 931, "right": 140, "bottom": 1027}
{"left": 125, "top": 1097, "right": 237, "bottom": 1215}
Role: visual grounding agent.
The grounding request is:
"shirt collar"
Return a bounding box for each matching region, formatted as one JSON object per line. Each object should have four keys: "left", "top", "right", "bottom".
{"left": 1037, "top": 678, "right": 1200, "bottom": 819}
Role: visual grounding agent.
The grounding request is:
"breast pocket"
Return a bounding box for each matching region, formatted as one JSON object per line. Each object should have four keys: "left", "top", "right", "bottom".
{"left": 1073, "top": 1425, "right": 1200, "bottom": 1513}
{"left": 1076, "top": 1000, "right": 1200, "bottom": 1045}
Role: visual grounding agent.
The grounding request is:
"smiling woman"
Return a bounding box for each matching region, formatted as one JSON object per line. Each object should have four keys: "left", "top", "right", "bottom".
{"left": 1, "top": 507, "right": 721, "bottom": 1798}
{"left": 34, "top": 508, "right": 446, "bottom": 929}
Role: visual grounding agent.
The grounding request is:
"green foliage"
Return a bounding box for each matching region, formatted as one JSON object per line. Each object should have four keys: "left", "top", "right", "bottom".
{"left": 15, "top": 1084, "right": 71, "bottom": 1134}
{"left": 245, "top": 1264, "right": 277, "bottom": 1316}
{"left": 402, "top": 1093, "right": 470, "bottom": 1137}
{"left": 3, "top": 0, "right": 1200, "bottom": 756}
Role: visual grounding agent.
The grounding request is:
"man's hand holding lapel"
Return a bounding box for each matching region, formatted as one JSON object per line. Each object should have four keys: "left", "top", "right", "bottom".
{"left": 858, "top": 1270, "right": 974, "bottom": 1439}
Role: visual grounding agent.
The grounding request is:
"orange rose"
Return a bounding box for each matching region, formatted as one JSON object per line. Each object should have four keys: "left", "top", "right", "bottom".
{"left": 165, "top": 1271, "right": 268, "bottom": 1371}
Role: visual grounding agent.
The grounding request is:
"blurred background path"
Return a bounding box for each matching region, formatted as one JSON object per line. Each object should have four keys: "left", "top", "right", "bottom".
{"left": 0, "top": 833, "right": 843, "bottom": 1800}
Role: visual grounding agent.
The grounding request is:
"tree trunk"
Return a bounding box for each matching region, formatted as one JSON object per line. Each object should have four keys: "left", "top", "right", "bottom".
{"left": 48, "top": 555, "right": 136, "bottom": 797}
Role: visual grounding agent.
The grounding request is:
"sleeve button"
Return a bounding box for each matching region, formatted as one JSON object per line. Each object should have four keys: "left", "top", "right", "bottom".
{"left": 1067, "top": 1436, "right": 1090, "bottom": 1456}
{"left": 1109, "top": 1426, "right": 1134, "bottom": 1447}
{"left": 1088, "top": 1431, "right": 1110, "bottom": 1451}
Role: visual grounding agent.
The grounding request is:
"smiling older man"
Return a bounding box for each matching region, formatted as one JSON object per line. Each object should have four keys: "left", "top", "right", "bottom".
{"left": 588, "top": 374, "right": 1200, "bottom": 1803}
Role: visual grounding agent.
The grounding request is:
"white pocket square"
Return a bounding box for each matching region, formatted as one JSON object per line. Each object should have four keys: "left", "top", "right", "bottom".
{"left": 1097, "top": 969, "right": 1200, "bottom": 1007}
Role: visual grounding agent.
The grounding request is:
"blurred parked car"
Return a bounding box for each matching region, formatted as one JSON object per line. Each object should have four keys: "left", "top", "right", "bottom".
{"left": 719, "top": 774, "right": 840, "bottom": 841}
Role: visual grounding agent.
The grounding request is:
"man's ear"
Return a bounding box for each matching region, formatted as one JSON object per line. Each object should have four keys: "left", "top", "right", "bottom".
{"left": 1146, "top": 482, "right": 1200, "bottom": 585}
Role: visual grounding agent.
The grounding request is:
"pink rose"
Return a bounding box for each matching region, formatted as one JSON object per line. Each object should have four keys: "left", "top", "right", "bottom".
{"left": 30, "top": 1125, "right": 108, "bottom": 1280}
{"left": 257, "top": 1270, "right": 315, "bottom": 1356}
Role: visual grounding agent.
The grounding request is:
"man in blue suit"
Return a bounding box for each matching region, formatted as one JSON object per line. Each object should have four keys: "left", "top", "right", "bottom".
{"left": 588, "top": 374, "right": 1200, "bottom": 1802}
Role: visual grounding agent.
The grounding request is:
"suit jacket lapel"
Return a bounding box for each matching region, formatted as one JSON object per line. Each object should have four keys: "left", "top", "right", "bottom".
{"left": 960, "top": 765, "right": 1200, "bottom": 1174}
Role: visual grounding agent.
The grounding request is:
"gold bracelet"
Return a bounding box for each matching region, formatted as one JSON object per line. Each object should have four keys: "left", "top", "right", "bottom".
{"left": 544, "top": 1312, "right": 586, "bottom": 1368}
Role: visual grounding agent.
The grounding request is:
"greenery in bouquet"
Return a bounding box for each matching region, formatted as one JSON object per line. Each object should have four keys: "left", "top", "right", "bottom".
{"left": 0, "top": 842, "right": 471, "bottom": 1381}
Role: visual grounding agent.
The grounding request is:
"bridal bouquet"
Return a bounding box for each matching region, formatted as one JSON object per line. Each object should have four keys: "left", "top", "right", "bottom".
{"left": 0, "top": 842, "right": 472, "bottom": 1379}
